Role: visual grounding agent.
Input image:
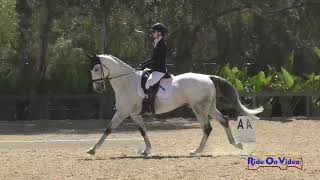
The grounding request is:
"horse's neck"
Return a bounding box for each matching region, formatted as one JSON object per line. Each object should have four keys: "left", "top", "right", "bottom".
{"left": 101, "top": 56, "right": 138, "bottom": 93}
{"left": 101, "top": 55, "right": 135, "bottom": 74}
{"left": 109, "top": 72, "right": 139, "bottom": 98}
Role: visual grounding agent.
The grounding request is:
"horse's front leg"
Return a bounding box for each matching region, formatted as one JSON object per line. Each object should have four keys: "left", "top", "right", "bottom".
{"left": 130, "top": 114, "right": 151, "bottom": 156}
{"left": 87, "top": 110, "right": 129, "bottom": 155}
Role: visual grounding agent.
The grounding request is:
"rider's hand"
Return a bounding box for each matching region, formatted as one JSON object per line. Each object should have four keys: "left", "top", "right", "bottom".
{"left": 140, "top": 63, "right": 149, "bottom": 69}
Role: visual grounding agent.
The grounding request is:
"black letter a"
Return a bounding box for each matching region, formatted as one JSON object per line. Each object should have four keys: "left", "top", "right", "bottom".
{"left": 237, "top": 119, "right": 244, "bottom": 129}
{"left": 247, "top": 119, "right": 253, "bottom": 129}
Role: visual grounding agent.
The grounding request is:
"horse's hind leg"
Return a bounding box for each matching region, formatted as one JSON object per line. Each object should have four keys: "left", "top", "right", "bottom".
{"left": 87, "top": 110, "right": 129, "bottom": 155}
{"left": 190, "top": 105, "right": 212, "bottom": 155}
{"left": 209, "top": 108, "right": 243, "bottom": 149}
{"left": 130, "top": 114, "right": 151, "bottom": 156}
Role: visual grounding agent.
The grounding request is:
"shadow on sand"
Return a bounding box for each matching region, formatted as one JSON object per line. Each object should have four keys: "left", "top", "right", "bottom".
{"left": 110, "top": 154, "right": 214, "bottom": 160}
{"left": 80, "top": 154, "right": 247, "bottom": 161}
{"left": 262, "top": 117, "right": 294, "bottom": 123}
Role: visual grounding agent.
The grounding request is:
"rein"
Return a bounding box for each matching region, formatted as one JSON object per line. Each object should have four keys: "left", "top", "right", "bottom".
{"left": 92, "top": 63, "right": 137, "bottom": 82}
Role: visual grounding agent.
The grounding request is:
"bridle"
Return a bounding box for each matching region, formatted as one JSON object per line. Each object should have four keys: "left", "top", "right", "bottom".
{"left": 89, "top": 55, "right": 137, "bottom": 93}
{"left": 91, "top": 62, "right": 136, "bottom": 83}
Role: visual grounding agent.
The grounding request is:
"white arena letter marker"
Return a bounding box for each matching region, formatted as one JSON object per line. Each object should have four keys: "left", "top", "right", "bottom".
{"left": 235, "top": 116, "right": 256, "bottom": 143}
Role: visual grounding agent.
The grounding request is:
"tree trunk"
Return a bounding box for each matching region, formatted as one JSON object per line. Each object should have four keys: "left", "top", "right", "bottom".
{"left": 36, "top": 0, "right": 50, "bottom": 82}
{"left": 15, "top": 0, "right": 33, "bottom": 65}
{"left": 29, "top": 0, "right": 50, "bottom": 120}
{"left": 174, "top": 25, "right": 199, "bottom": 73}
{"left": 100, "top": 0, "right": 114, "bottom": 53}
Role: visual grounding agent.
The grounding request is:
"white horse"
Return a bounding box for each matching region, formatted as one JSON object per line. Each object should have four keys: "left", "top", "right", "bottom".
{"left": 87, "top": 54, "right": 263, "bottom": 156}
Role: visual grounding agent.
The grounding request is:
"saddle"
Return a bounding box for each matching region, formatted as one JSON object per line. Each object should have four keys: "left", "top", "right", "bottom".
{"left": 140, "top": 69, "right": 171, "bottom": 114}
{"left": 140, "top": 69, "right": 171, "bottom": 95}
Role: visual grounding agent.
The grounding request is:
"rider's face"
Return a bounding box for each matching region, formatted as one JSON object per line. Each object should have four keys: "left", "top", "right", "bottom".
{"left": 152, "top": 30, "right": 160, "bottom": 39}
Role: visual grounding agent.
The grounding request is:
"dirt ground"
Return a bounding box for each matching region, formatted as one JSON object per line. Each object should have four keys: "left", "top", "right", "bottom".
{"left": 0, "top": 118, "right": 319, "bottom": 179}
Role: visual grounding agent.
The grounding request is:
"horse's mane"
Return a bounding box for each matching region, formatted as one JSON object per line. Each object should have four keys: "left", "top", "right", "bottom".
{"left": 100, "top": 54, "right": 135, "bottom": 71}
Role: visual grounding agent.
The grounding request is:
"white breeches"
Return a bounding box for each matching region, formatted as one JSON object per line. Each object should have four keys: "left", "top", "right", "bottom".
{"left": 145, "top": 71, "right": 165, "bottom": 89}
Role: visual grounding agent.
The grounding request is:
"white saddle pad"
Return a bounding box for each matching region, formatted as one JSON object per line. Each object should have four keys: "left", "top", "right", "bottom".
{"left": 137, "top": 71, "right": 174, "bottom": 99}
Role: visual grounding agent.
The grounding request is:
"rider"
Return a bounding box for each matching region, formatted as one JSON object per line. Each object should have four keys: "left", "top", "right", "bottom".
{"left": 140, "top": 23, "right": 168, "bottom": 114}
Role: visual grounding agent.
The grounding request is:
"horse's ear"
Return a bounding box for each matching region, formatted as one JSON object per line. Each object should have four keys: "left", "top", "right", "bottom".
{"left": 86, "top": 53, "right": 93, "bottom": 59}
{"left": 86, "top": 53, "right": 97, "bottom": 59}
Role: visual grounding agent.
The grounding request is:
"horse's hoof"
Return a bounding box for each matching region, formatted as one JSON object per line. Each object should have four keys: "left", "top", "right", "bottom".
{"left": 138, "top": 149, "right": 150, "bottom": 156}
{"left": 87, "top": 148, "right": 96, "bottom": 155}
{"left": 234, "top": 142, "right": 243, "bottom": 149}
{"left": 189, "top": 150, "right": 199, "bottom": 156}
{"left": 141, "top": 151, "right": 149, "bottom": 157}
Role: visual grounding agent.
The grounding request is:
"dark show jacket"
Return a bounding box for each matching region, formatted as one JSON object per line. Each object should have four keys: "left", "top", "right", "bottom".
{"left": 141, "top": 38, "right": 167, "bottom": 73}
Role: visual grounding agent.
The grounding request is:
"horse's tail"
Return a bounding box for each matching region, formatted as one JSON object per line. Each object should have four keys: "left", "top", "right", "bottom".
{"left": 209, "top": 75, "right": 264, "bottom": 119}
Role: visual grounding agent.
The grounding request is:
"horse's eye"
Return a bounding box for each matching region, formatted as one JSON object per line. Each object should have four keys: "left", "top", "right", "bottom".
{"left": 94, "top": 67, "right": 100, "bottom": 72}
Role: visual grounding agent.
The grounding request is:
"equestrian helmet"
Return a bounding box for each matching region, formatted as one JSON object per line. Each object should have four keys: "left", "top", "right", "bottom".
{"left": 151, "top": 23, "right": 167, "bottom": 35}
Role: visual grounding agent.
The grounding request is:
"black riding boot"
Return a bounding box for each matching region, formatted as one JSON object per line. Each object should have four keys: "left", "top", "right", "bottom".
{"left": 147, "top": 84, "right": 159, "bottom": 114}
{"left": 140, "top": 98, "right": 149, "bottom": 115}
{"left": 140, "top": 82, "right": 160, "bottom": 115}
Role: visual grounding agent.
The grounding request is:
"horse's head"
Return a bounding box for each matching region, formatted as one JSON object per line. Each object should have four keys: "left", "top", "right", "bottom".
{"left": 87, "top": 54, "right": 109, "bottom": 93}
{"left": 87, "top": 54, "right": 136, "bottom": 93}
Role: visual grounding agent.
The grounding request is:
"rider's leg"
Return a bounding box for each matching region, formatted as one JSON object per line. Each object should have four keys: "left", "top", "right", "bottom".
{"left": 145, "top": 71, "right": 165, "bottom": 90}
{"left": 147, "top": 83, "right": 160, "bottom": 114}
{"left": 145, "top": 71, "right": 165, "bottom": 114}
